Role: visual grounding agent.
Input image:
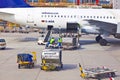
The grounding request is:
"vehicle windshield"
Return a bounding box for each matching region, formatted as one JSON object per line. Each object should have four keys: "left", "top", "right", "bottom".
{"left": 0, "top": 39, "right": 5, "bottom": 42}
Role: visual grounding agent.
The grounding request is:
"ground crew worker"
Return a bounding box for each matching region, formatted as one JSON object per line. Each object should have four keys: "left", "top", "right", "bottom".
{"left": 57, "top": 37, "right": 62, "bottom": 47}
{"left": 46, "top": 37, "right": 55, "bottom": 48}
{"left": 50, "top": 37, "right": 55, "bottom": 44}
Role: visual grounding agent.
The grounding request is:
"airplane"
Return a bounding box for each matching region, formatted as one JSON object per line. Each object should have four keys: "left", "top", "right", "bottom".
{"left": 0, "top": 0, "right": 120, "bottom": 46}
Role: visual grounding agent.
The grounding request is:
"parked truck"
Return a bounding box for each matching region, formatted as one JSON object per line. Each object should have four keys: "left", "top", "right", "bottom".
{"left": 41, "top": 49, "right": 63, "bottom": 71}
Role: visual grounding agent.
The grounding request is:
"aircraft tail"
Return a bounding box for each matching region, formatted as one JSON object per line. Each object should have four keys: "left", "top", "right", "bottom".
{"left": 0, "top": 0, "right": 31, "bottom": 8}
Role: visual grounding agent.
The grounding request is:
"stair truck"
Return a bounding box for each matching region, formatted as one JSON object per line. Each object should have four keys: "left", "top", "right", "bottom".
{"left": 41, "top": 49, "right": 63, "bottom": 71}
{"left": 17, "top": 52, "right": 37, "bottom": 69}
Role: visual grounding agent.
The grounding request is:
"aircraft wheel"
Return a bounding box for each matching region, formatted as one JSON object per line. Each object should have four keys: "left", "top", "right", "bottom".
{"left": 96, "top": 35, "right": 102, "bottom": 43}
{"left": 111, "top": 72, "right": 116, "bottom": 77}
{"left": 99, "top": 39, "right": 108, "bottom": 46}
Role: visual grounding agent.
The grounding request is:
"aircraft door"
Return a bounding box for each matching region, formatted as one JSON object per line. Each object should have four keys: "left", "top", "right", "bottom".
{"left": 26, "top": 9, "right": 34, "bottom": 26}
{"left": 27, "top": 14, "right": 34, "bottom": 24}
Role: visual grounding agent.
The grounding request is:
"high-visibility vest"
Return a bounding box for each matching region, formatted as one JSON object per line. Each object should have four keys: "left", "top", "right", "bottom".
{"left": 58, "top": 38, "right": 62, "bottom": 42}
{"left": 50, "top": 38, "right": 55, "bottom": 44}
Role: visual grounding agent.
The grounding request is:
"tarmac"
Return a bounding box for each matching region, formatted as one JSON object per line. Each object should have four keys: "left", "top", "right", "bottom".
{"left": 0, "top": 32, "right": 120, "bottom": 80}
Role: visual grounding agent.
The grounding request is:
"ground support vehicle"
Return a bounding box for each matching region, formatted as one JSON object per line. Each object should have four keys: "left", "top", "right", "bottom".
{"left": 41, "top": 49, "right": 63, "bottom": 71}
{"left": 62, "top": 37, "right": 80, "bottom": 50}
{"left": 17, "top": 52, "right": 37, "bottom": 69}
{"left": 0, "top": 38, "right": 6, "bottom": 50}
{"left": 37, "top": 37, "right": 47, "bottom": 45}
{"left": 79, "top": 64, "right": 117, "bottom": 79}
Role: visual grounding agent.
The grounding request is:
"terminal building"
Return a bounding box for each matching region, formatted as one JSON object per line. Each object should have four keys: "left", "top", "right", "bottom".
{"left": 26, "top": 0, "right": 100, "bottom": 7}
{"left": 112, "top": 0, "right": 120, "bottom": 9}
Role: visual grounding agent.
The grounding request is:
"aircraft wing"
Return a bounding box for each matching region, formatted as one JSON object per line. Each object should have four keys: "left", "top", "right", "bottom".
{"left": 85, "top": 19, "right": 117, "bottom": 35}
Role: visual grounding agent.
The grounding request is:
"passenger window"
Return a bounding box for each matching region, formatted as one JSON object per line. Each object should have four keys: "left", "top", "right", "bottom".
{"left": 113, "top": 17, "right": 115, "bottom": 19}
{"left": 64, "top": 15, "right": 66, "bottom": 18}
{"left": 110, "top": 16, "right": 112, "bottom": 19}
{"left": 107, "top": 16, "right": 109, "bottom": 19}
{"left": 81, "top": 16, "right": 82, "bottom": 18}
{"left": 74, "top": 15, "right": 76, "bottom": 18}
{"left": 51, "top": 15, "right": 53, "bottom": 17}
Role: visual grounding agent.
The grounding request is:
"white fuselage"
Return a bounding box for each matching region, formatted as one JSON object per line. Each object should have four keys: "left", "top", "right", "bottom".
{"left": 0, "top": 7, "right": 120, "bottom": 29}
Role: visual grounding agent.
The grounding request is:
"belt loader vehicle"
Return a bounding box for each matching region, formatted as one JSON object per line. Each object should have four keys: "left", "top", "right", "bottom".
{"left": 41, "top": 49, "right": 63, "bottom": 71}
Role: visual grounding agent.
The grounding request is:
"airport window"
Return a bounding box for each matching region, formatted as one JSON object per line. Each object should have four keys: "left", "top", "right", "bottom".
{"left": 28, "top": 0, "right": 38, "bottom": 2}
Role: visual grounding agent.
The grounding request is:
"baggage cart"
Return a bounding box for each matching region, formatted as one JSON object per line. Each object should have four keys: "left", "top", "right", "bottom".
{"left": 79, "top": 64, "right": 117, "bottom": 79}
{"left": 41, "top": 49, "right": 63, "bottom": 71}
{"left": 17, "top": 52, "right": 37, "bottom": 69}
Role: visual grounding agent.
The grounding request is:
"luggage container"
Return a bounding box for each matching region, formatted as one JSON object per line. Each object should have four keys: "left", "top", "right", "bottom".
{"left": 41, "top": 49, "right": 63, "bottom": 71}
{"left": 17, "top": 52, "right": 37, "bottom": 69}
